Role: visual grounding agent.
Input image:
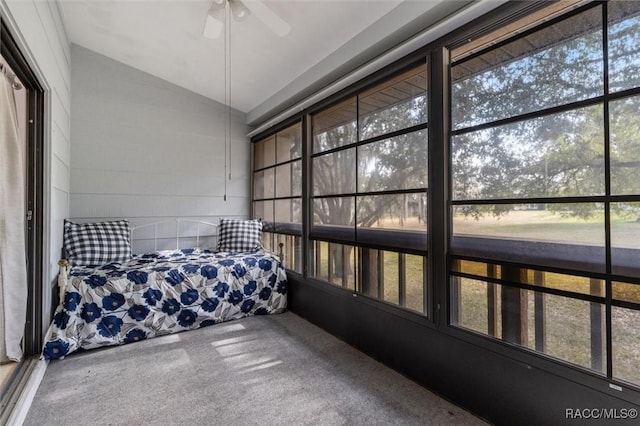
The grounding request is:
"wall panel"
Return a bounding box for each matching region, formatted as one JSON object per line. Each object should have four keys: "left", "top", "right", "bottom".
{"left": 70, "top": 45, "right": 250, "bottom": 247}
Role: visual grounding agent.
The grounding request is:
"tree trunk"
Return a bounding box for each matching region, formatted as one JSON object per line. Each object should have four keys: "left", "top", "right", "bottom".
{"left": 330, "top": 245, "right": 353, "bottom": 279}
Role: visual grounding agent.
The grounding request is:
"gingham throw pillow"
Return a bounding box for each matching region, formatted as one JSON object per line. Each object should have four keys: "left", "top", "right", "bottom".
{"left": 216, "top": 218, "right": 262, "bottom": 252}
{"left": 64, "top": 219, "right": 132, "bottom": 266}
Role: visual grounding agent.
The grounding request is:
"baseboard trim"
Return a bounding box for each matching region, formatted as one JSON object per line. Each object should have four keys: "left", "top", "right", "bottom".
{"left": 4, "top": 358, "right": 47, "bottom": 426}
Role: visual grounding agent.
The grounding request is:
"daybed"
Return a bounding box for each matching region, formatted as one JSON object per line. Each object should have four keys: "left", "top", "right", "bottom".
{"left": 42, "top": 218, "right": 287, "bottom": 360}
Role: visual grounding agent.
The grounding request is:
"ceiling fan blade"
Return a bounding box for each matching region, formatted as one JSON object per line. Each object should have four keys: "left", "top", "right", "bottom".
{"left": 203, "top": 2, "right": 225, "bottom": 39}
{"left": 243, "top": 0, "right": 291, "bottom": 37}
{"left": 203, "top": 14, "right": 223, "bottom": 39}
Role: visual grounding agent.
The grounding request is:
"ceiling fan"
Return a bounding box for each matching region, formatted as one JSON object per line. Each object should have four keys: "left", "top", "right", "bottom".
{"left": 203, "top": 0, "right": 291, "bottom": 39}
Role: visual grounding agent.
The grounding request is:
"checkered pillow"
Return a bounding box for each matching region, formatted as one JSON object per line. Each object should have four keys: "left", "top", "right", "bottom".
{"left": 64, "top": 219, "right": 132, "bottom": 266}
{"left": 216, "top": 219, "right": 262, "bottom": 252}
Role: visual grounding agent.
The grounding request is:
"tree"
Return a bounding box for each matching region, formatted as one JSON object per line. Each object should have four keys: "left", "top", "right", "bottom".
{"left": 312, "top": 88, "right": 428, "bottom": 277}
{"left": 450, "top": 8, "right": 623, "bottom": 220}
{"left": 311, "top": 3, "right": 640, "bottom": 260}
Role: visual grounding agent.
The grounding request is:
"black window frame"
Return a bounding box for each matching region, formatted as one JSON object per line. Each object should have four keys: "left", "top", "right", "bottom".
{"left": 251, "top": 117, "right": 304, "bottom": 273}
{"left": 307, "top": 59, "right": 431, "bottom": 315}
{"left": 447, "top": 0, "right": 640, "bottom": 387}
{"left": 251, "top": 0, "right": 640, "bottom": 400}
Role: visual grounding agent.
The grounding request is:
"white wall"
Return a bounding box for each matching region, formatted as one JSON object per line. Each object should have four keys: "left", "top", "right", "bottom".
{"left": 70, "top": 45, "right": 251, "bottom": 248}
{"left": 1, "top": 0, "right": 71, "bottom": 334}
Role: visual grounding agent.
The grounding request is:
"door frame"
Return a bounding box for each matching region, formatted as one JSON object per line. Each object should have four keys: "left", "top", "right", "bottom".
{"left": 1, "top": 18, "right": 45, "bottom": 358}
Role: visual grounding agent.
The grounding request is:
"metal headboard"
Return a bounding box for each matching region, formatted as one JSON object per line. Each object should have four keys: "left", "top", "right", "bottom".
{"left": 57, "top": 218, "right": 281, "bottom": 305}
{"left": 130, "top": 219, "right": 219, "bottom": 254}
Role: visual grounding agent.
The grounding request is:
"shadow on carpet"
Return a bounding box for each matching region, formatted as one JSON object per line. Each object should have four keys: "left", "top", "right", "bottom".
{"left": 25, "top": 312, "right": 486, "bottom": 425}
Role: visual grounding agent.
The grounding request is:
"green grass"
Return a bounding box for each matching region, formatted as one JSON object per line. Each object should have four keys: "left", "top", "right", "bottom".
{"left": 612, "top": 307, "right": 640, "bottom": 384}
{"left": 382, "top": 251, "right": 400, "bottom": 304}
{"left": 456, "top": 272, "right": 640, "bottom": 385}
{"left": 454, "top": 209, "right": 640, "bottom": 248}
{"left": 312, "top": 242, "right": 424, "bottom": 312}
{"left": 405, "top": 254, "right": 424, "bottom": 313}
{"left": 308, "top": 208, "right": 640, "bottom": 387}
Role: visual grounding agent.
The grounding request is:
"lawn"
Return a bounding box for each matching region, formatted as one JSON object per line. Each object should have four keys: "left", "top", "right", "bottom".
{"left": 307, "top": 208, "right": 640, "bottom": 387}
{"left": 453, "top": 209, "right": 640, "bottom": 248}
{"left": 311, "top": 242, "right": 424, "bottom": 313}
{"left": 456, "top": 262, "right": 640, "bottom": 386}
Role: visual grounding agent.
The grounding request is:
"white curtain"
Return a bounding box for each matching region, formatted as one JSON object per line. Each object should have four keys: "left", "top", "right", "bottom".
{"left": 0, "top": 71, "right": 27, "bottom": 362}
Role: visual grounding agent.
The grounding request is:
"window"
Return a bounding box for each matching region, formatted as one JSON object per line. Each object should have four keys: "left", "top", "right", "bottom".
{"left": 449, "top": 1, "right": 640, "bottom": 386}
{"left": 252, "top": 122, "right": 302, "bottom": 273}
{"left": 310, "top": 63, "right": 428, "bottom": 314}
{"left": 251, "top": 0, "right": 640, "bottom": 396}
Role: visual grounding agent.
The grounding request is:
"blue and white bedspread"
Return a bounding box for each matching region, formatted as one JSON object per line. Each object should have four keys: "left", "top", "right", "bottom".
{"left": 42, "top": 249, "right": 287, "bottom": 360}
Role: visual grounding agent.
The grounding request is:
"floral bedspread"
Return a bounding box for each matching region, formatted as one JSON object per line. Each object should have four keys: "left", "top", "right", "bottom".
{"left": 43, "top": 249, "right": 287, "bottom": 359}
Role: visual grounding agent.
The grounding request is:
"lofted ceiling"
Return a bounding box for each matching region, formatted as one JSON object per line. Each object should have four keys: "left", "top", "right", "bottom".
{"left": 57, "top": 0, "right": 427, "bottom": 117}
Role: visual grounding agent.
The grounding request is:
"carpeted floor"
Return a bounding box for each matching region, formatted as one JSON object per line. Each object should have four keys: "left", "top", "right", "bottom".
{"left": 25, "top": 312, "right": 486, "bottom": 425}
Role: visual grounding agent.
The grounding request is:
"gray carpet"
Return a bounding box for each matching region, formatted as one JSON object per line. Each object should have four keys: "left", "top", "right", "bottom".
{"left": 25, "top": 312, "right": 485, "bottom": 425}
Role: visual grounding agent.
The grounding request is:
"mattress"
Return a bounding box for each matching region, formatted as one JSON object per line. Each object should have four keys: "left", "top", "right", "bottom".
{"left": 43, "top": 248, "right": 287, "bottom": 359}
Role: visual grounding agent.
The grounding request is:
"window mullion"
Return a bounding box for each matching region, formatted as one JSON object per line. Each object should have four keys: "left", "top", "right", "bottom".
{"left": 430, "top": 46, "right": 449, "bottom": 327}
{"left": 602, "top": 0, "right": 613, "bottom": 380}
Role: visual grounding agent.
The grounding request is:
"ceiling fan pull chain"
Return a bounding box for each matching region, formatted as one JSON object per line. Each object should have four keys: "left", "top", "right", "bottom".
{"left": 223, "top": 0, "right": 229, "bottom": 201}
{"left": 228, "top": 1, "right": 232, "bottom": 183}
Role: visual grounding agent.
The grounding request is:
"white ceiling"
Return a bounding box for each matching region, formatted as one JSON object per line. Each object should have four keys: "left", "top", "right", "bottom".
{"left": 58, "top": 0, "right": 417, "bottom": 115}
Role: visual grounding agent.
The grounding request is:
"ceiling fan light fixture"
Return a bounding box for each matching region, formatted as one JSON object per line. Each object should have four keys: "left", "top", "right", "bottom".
{"left": 229, "top": 0, "right": 250, "bottom": 21}
{"left": 207, "top": 2, "right": 226, "bottom": 19}
{"left": 202, "top": 0, "right": 290, "bottom": 39}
